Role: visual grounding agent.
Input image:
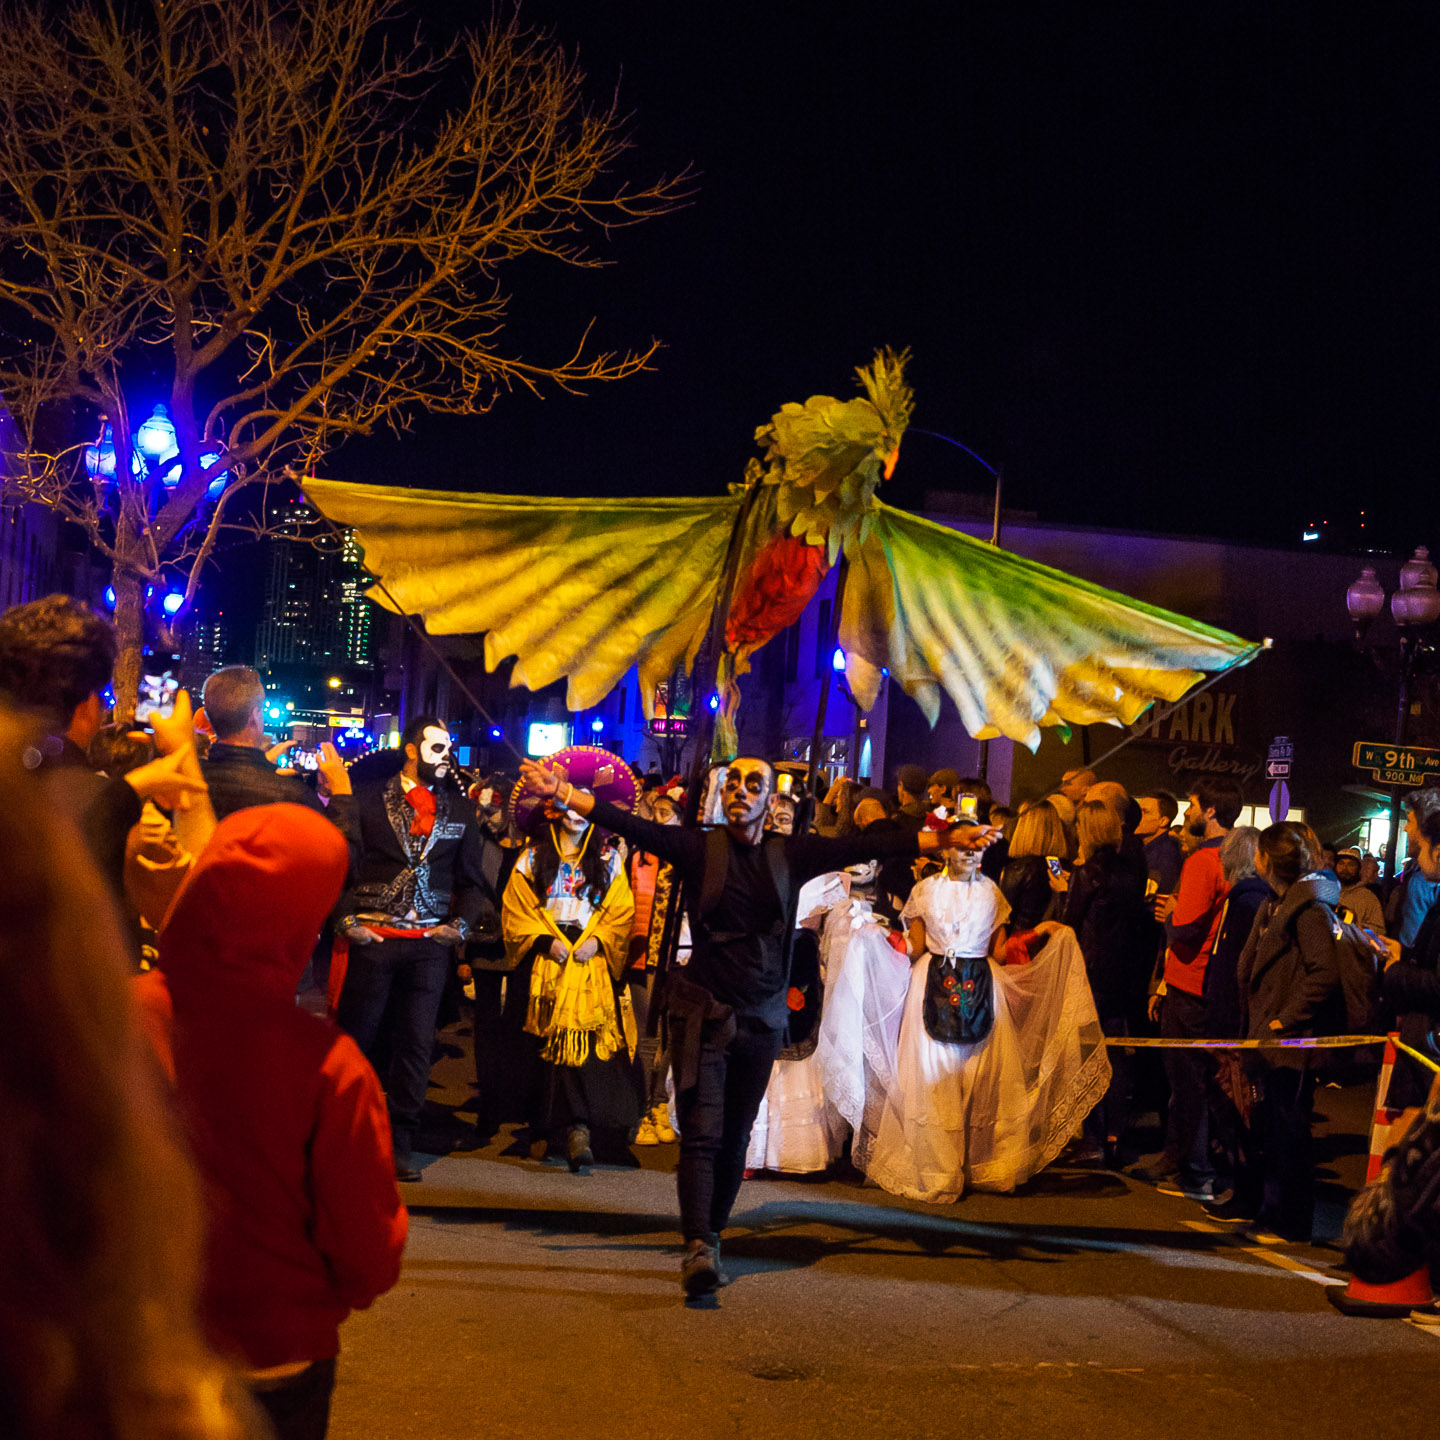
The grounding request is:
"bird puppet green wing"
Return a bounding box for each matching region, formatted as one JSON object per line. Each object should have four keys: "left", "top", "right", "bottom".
{"left": 301, "top": 479, "right": 740, "bottom": 715}
{"left": 839, "top": 504, "right": 1260, "bottom": 748}
{"left": 304, "top": 350, "right": 1259, "bottom": 753}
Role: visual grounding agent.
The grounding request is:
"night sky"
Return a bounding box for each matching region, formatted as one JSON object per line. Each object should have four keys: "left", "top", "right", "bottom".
{"left": 324, "top": 3, "right": 1440, "bottom": 554}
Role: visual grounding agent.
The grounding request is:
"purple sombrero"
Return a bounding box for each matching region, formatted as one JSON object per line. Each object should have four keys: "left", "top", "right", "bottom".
{"left": 508, "top": 744, "right": 640, "bottom": 832}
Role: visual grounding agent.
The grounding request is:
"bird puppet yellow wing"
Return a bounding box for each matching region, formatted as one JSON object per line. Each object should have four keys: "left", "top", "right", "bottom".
{"left": 304, "top": 351, "right": 1259, "bottom": 753}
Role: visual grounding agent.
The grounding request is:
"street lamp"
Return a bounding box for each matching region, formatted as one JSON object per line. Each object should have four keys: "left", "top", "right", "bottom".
{"left": 831, "top": 648, "right": 868, "bottom": 782}
{"left": 1347, "top": 546, "right": 1440, "bottom": 884}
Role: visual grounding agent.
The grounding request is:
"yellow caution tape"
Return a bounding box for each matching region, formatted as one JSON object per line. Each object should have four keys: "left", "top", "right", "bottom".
{"left": 1103, "top": 1034, "right": 1389, "bottom": 1051}
{"left": 1391, "top": 1038, "right": 1440, "bottom": 1075}
{"left": 1102, "top": 1034, "right": 1440, "bottom": 1073}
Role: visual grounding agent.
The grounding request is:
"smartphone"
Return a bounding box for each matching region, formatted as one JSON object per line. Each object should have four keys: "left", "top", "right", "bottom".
{"left": 958, "top": 794, "right": 979, "bottom": 821}
{"left": 1145, "top": 877, "right": 1159, "bottom": 899}
{"left": 135, "top": 670, "right": 180, "bottom": 723}
{"left": 1045, "top": 856, "right": 1063, "bottom": 878}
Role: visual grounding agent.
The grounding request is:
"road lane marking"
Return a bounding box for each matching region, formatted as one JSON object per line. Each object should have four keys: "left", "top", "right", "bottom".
{"left": 1180, "top": 1219, "right": 1344, "bottom": 1287}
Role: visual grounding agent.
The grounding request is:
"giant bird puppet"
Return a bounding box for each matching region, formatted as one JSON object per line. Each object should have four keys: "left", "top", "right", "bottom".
{"left": 304, "top": 351, "right": 1260, "bottom": 756}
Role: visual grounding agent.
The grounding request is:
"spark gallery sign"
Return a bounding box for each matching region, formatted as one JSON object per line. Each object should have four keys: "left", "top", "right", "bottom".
{"left": 1127, "top": 690, "right": 1262, "bottom": 786}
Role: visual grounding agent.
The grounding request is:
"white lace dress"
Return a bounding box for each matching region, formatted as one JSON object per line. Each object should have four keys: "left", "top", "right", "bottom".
{"left": 865, "top": 875, "right": 1110, "bottom": 1204}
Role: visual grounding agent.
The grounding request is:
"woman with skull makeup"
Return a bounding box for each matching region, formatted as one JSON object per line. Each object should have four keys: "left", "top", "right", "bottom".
{"left": 503, "top": 796, "right": 640, "bottom": 1171}
{"left": 865, "top": 820, "right": 1111, "bottom": 1204}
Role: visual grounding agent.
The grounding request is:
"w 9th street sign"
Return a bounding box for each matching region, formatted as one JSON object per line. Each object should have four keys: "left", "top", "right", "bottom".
{"left": 1352, "top": 741, "right": 1440, "bottom": 788}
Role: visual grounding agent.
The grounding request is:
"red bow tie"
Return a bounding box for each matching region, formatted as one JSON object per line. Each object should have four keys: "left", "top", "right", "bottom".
{"left": 404, "top": 785, "right": 437, "bottom": 838}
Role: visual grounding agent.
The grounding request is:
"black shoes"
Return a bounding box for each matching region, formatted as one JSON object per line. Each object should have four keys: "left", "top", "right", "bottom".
{"left": 1201, "top": 1193, "right": 1258, "bottom": 1225}
{"left": 567, "top": 1124, "right": 595, "bottom": 1172}
{"left": 680, "top": 1239, "right": 732, "bottom": 1296}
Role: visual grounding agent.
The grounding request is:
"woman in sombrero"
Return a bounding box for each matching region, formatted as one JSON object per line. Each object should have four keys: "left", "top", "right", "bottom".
{"left": 502, "top": 748, "right": 641, "bottom": 1171}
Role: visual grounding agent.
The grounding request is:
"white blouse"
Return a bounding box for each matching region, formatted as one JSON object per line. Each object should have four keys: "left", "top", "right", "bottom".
{"left": 901, "top": 871, "right": 1010, "bottom": 959}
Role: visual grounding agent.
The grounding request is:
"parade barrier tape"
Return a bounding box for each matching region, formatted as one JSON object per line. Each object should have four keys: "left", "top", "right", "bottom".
{"left": 1102, "top": 1033, "right": 1440, "bottom": 1072}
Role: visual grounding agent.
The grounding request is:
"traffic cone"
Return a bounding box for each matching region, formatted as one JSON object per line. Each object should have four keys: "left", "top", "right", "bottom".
{"left": 1328, "top": 1036, "right": 1437, "bottom": 1318}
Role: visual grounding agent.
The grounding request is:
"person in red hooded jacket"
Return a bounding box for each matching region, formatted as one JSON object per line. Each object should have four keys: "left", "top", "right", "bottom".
{"left": 135, "top": 803, "right": 408, "bottom": 1440}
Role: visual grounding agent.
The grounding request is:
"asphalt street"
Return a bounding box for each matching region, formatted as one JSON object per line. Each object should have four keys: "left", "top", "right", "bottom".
{"left": 327, "top": 1024, "right": 1436, "bottom": 1440}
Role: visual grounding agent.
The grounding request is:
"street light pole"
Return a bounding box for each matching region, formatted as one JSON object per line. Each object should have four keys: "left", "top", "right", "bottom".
{"left": 1347, "top": 547, "right": 1440, "bottom": 887}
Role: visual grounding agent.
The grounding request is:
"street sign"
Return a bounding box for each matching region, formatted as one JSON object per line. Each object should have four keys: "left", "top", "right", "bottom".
{"left": 1266, "top": 735, "right": 1292, "bottom": 781}
{"left": 1268, "top": 780, "right": 1290, "bottom": 825}
{"left": 1351, "top": 741, "right": 1440, "bottom": 789}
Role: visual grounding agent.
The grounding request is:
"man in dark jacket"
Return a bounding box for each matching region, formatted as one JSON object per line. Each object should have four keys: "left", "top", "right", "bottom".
{"left": 1378, "top": 800, "right": 1440, "bottom": 1105}
{"left": 894, "top": 763, "right": 929, "bottom": 831}
{"left": 200, "top": 666, "right": 358, "bottom": 846}
{"left": 0, "top": 594, "right": 206, "bottom": 894}
{"left": 336, "top": 714, "right": 495, "bottom": 1179}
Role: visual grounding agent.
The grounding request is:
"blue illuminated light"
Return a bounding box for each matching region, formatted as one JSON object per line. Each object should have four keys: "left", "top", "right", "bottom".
{"left": 102, "top": 585, "right": 116, "bottom": 608}
{"left": 135, "top": 404, "right": 176, "bottom": 461}
{"left": 268, "top": 706, "right": 282, "bottom": 720}
{"left": 489, "top": 725, "right": 503, "bottom": 740}
{"left": 591, "top": 717, "right": 604, "bottom": 733}
{"left": 161, "top": 592, "right": 184, "bottom": 616}
{"left": 708, "top": 693, "right": 719, "bottom": 711}
{"left": 201, "top": 450, "right": 230, "bottom": 498}
{"left": 832, "top": 646, "right": 846, "bottom": 673}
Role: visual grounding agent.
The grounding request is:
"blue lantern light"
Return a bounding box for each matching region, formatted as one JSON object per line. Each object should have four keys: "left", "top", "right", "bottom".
{"left": 831, "top": 646, "right": 846, "bottom": 674}
{"left": 489, "top": 725, "right": 503, "bottom": 740}
{"left": 591, "top": 717, "right": 604, "bottom": 734}
{"left": 84, "top": 423, "right": 117, "bottom": 481}
{"left": 267, "top": 706, "right": 282, "bottom": 720}
{"left": 201, "top": 450, "right": 230, "bottom": 499}
{"left": 708, "top": 693, "right": 719, "bottom": 711}
{"left": 102, "top": 585, "right": 116, "bottom": 609}
{"left": 135, "top": 404, "right": 177, "bottom": 461}
{"left": 161, "top": 592, "right": 184, "bottom": 616}
{"left": 134, "top": 404, "right": 181, "bottom": 487}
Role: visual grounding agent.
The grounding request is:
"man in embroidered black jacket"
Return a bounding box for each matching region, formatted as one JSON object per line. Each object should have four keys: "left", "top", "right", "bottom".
{"left": 520, "top": 754, "right": 997, "bottom": 1297}
{"left": 338, "top": 715, "right": 494, "bottom": 1180}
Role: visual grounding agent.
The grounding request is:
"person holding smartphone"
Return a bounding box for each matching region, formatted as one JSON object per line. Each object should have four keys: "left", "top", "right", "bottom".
{"left": 199, "top": 666, "right": 358, "bottom": 846}
{"left": 998, "top": 801, "right": 1069, "bottom": 934}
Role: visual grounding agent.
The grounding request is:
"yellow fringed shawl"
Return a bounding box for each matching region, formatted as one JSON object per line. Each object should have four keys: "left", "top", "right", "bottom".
{"left": 501, "top": 844, "right": 635, "bottom": 1068}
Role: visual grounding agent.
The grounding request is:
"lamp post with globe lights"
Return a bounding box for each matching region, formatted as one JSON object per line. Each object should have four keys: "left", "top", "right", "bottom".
{"left": 1346, "top": 546, "right": 1440, "bottom": 885}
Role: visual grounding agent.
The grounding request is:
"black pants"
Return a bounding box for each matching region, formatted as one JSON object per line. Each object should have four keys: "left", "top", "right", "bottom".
{"left": 1161, "top": 986, "right": 1213, "bottom": 1188}
{"left": 1253, "top": 1064, "right": 1318, "bottom": 1241}
{"left": 675, "top": 1015, "right": 785, "bottom": 1244}
{"left": 252, "top": 1359, "right": 336, "bottom": 1440}
{"left": 335, "top": 936, "right": 450, "bottom": 1155}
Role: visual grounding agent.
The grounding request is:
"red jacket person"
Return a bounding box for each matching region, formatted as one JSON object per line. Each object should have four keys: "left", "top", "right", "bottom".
{"left": 135, "top": 803, "right": 407, "bottom": 1436}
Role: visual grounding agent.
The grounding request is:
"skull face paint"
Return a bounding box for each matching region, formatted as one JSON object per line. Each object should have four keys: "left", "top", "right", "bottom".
{"left": 415, "top": 725, "right": 452, "bottom": 785}
{"left": 722, "top": 757, "right": 773, "bottom": 829}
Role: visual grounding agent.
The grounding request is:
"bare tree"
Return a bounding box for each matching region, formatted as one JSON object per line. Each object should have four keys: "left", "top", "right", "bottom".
{"left": 0, "top": 0, "right": 687, "bottom": 713}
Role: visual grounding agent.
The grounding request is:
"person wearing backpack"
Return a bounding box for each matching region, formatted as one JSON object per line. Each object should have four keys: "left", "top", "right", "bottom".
{"left": 517, "top": 754, "right": 998, "bottom": 1296}
{"left": 1228, "top": 823, "right": 1343, "bottom": 1240}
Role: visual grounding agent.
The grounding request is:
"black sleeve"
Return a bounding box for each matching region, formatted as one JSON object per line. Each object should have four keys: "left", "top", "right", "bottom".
{"left": 788, "top": 826, "right": 921, "bottom": 884}
{"left": 322, "top": 793, "right": 360, "bottom": 867}
{"left": 588, "top": 799, "right": 705, "bottom": 880}
{"left": 1383, "top": 961, "right": 1440, "bottom": 1017}
{"left": 82, "top": 776, "right": 144, "bottom": 891}
{"left": 449, "top": 816, "right": 497, "bottom": 934}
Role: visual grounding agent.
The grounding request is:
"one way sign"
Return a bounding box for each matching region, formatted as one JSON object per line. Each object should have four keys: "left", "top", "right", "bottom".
{"left": 1266, "top": 735, "right": 1292, "bottom": 782}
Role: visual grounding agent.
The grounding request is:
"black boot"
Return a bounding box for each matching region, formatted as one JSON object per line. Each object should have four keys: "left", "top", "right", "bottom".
{"left": 567, "top": 1123, "right": 594, "bottom": 1172}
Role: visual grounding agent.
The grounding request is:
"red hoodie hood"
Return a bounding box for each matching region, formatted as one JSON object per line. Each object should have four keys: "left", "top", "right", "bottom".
{"left": 160, "top": 804, "right": 348, "bottom": 1004}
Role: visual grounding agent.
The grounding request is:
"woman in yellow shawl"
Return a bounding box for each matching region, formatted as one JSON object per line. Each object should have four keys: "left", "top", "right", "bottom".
{"left": 502, "top": 800, "right": 637, "bottom": 1171}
